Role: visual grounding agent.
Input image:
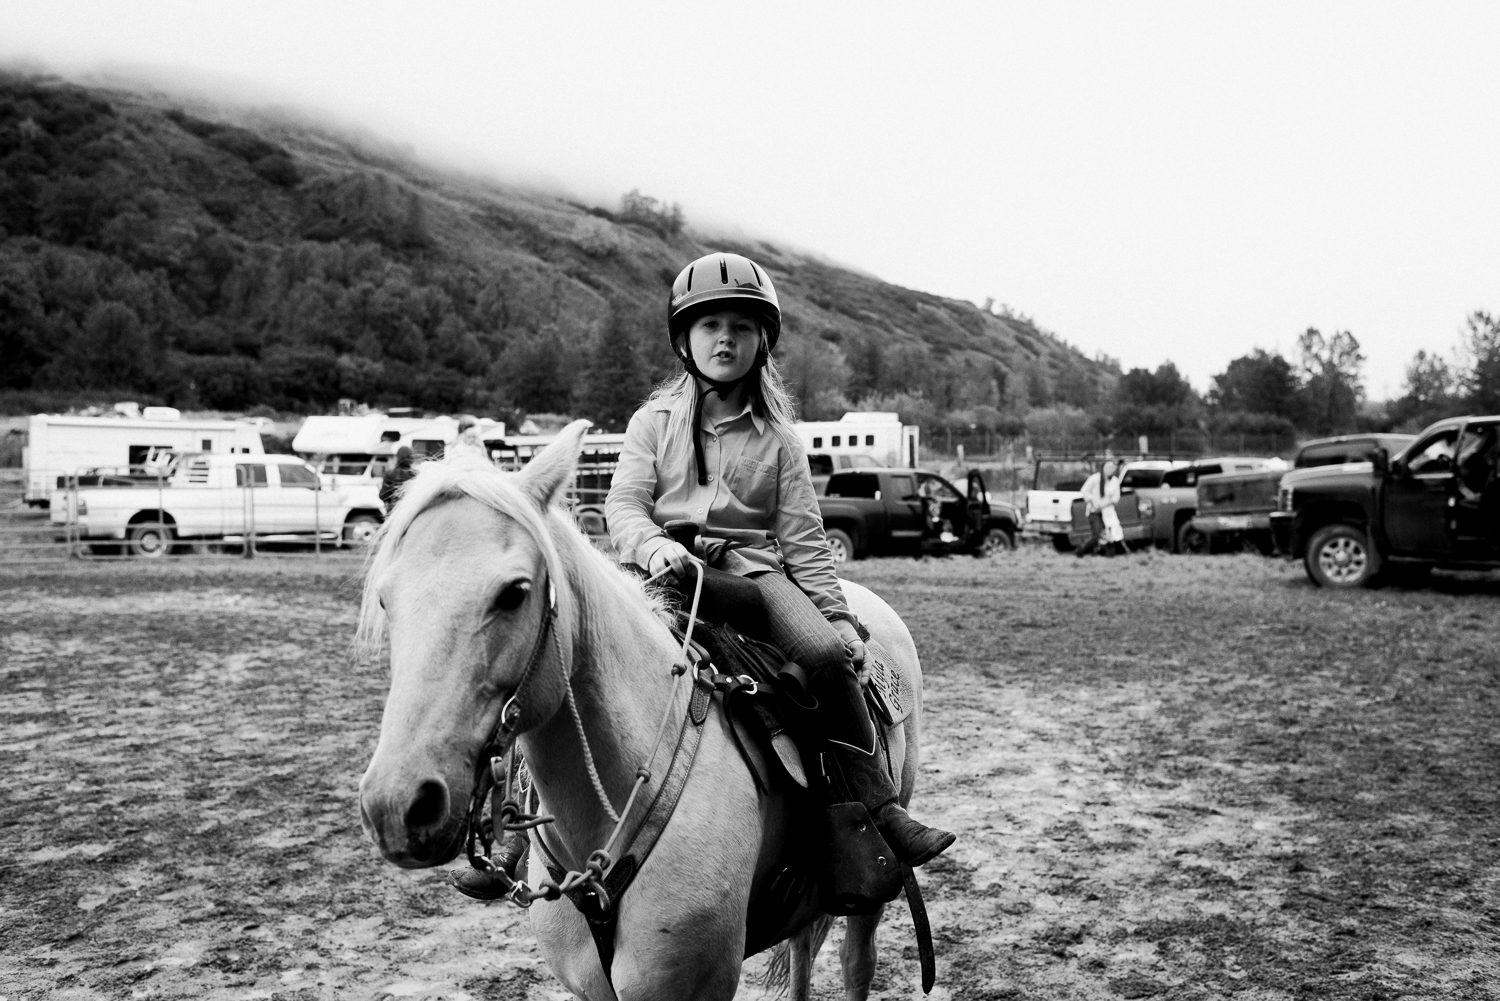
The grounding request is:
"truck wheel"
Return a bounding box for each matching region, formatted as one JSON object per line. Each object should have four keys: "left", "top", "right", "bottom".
{"left": 1176, "top": 522, "right": 1209, "bottom": 555}
{"left": 128, "top": 522, "right": 174, "bottom": 559}
{"left": 981, "top": 527, "right": 1016, "bottom": 556}
{"left": 343, "top": 514, "right": 381, "bottom": 548}
{"left": 1051, "top": 534, "right": 1073, "bottom": 553}
{"left": 1305, "top": 524, "right": 1374, "bottom": 588}
{"left": 825, "top": 528, "right": 855, "bottom": 564}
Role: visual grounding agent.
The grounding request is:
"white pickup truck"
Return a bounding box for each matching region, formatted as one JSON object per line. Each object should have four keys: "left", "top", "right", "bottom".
{"left": 50, "top": 453, "right": 387, "bottom": 557}
{"left": 1024, "top": 459, "right": 1180, "bottom": 551}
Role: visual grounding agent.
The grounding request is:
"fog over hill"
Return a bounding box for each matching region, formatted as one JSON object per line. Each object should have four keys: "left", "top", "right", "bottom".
{"left": 0, "top": 72, "right": 1115, "bottom": 429}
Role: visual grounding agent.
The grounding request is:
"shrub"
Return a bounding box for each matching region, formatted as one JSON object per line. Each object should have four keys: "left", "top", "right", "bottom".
{"left": 617, "top": 189, "right": 684, "bottom": 237}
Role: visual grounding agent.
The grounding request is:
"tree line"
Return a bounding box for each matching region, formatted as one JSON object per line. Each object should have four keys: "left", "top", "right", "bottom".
{"left": 2, "top": 75, "right": 1493, "bottom": 454}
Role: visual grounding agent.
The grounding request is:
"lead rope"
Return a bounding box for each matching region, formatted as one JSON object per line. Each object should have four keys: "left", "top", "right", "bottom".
{"left": 487, "top": 555, "right": 708, "bottom": 909}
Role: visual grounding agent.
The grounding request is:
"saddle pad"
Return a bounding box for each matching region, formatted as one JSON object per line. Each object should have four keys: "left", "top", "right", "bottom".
{"left": 864, "top": 638, "right": 914, "bottom": 727}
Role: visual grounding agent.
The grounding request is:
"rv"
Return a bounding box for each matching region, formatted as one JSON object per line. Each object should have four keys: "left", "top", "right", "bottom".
{"left": 22, "top": 407, "right": 264, "bottom": 507}
{"left": 291, "top": 414, "right": 505, "bottom": 487}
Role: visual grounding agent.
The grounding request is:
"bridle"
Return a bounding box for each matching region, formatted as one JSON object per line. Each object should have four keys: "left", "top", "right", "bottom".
{"left": 457, "top": 555, "right": 708, "bottom": 910}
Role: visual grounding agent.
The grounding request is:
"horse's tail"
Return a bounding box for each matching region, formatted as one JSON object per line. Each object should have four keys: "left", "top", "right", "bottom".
{"left": 758, "top": 915, "right": 837, "bottom": 996}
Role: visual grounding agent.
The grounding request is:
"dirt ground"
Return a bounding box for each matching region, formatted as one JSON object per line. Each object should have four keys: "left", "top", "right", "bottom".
{"left": 2, "top": 546, "right": 1498, "bottom": 1000}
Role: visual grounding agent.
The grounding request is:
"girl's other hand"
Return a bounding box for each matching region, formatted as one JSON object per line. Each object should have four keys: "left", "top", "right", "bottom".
{"left": 832, "top": 618, "right": 867, "bottom": 676}
{"left": 648, "top": 541, "right": 693, "bottom": 580}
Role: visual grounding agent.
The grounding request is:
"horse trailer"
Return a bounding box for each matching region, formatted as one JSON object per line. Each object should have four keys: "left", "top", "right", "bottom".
{"left": 22, "top": 408, "right": 264, "bottom": 508}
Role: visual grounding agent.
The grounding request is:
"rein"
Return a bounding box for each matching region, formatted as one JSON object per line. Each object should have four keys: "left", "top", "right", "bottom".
{"left": 460, "top": 555, "right": 708, "bottom": 911}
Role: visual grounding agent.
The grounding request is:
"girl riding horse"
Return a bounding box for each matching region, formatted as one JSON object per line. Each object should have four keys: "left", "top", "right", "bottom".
{"left": 455, "top": 253, "right": 953, "bottom": 900}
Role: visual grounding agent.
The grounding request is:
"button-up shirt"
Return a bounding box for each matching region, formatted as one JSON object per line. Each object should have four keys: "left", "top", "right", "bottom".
{"left": 605, "top": 394, "right": 853, "bottom": 623}
{"left": 1080, "top": 472, "right": 1121, "bottom": 514}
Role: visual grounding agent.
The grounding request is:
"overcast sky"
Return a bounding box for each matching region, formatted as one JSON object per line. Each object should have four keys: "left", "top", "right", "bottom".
{"left": 5, "top": 1, "right": 1498, "bottom": 400}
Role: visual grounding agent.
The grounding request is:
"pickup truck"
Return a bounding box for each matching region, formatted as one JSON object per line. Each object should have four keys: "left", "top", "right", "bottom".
{"left": 1028, "top": 460, "right": 1177, "bottom": 551}
{"left": 1066, "top": 456, "right": 1280, "bottom": 552}
{"left": 817, "top": 468, "right": 1021, "bottom": 562}
{"left": 1271, "top": 415, "right": 1500, "bottom": 587}
{"left": 1181, "top": 434, "right": 1415, "bottom": 554}
{"left": 50, "top": 453, "right": 387, "bottom": 557}
{"left": 1186, "top": 468, "right": 1285, "bottom": 554}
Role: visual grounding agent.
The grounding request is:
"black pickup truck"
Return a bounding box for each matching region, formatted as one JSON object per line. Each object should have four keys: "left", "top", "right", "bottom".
{"left": 1271, "top": 415, "right": 1500, "bottom": 587}
{"left": 817, "top": 468, "right": 1021, "bottom": 562}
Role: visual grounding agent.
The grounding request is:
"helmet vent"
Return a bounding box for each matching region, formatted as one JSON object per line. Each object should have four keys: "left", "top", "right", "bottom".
{"left": 720, "top": 258, "right": 729, "bottom": 284}
{"left": 686, "top": 265, "right": 695, "bottom": 289}
{"left": 748, "top": 261, "right": 763, "bottom": 286}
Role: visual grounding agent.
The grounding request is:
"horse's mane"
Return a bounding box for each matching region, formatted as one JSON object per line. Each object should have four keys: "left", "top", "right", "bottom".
{"left": 354, "top": 453, "right": 672, "bottom": 665}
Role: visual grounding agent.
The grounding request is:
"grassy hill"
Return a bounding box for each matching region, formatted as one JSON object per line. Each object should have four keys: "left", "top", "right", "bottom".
{"left": 0, "top": 72, "right": 1116, "bottom": 429}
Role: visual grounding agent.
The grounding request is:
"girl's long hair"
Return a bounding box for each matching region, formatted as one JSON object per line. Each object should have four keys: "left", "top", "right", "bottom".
{"left": 648, "top": 334, "right": 800, "bottom": 446}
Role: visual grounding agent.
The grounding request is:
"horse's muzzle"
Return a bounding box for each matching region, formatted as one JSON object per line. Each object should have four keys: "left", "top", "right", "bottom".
{"left": 359, "top": 770, "right": 467, "bottom": 868}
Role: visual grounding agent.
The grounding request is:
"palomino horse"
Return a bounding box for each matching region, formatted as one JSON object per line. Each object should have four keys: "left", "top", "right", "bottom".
{"left": 357, "top": 421, "right": 931, "bottom": 1000}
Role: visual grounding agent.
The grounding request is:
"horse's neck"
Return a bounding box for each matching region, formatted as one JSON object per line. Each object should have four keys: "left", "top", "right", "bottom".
{"left": 520, "top": 555, "right": 681, "bottom": 859}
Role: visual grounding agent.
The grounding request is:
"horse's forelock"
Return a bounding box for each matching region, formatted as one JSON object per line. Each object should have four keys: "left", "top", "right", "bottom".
{"left": 352, "top": 455, "right": 670, "bottom": 664}
{"left": 355, "top": 456, "right": 558, "bottom": 662}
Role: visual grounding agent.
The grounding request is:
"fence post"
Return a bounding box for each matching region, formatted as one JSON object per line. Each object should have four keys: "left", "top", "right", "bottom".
{"left": 314, "top": 485, "right": 321, "bottom": 556}
{"left": 244, "top": 478, "right": 256, "bottom": 559}
{"left": 68, "top": 476, "right": 78, "bottom": 560}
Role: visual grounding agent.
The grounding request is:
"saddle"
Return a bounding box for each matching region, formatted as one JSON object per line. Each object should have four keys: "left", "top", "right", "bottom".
{"left": 511, "top": 530, "right": 936, "bottom": 991}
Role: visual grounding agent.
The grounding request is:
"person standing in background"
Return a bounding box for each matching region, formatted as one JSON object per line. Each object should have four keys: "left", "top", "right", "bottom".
{"left": 1097, "top": 459, "right": 1126, "bottom": 556}
{"left": 1078, "top": 459, "right": 1125, "bottom": 557}
{"left": 379, "top": 446, "right": 416, "bottom": 509}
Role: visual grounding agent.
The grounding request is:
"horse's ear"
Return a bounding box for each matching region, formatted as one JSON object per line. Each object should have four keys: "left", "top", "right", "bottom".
{"left": 518, "top": 419, "right": 592, "bottom": 510}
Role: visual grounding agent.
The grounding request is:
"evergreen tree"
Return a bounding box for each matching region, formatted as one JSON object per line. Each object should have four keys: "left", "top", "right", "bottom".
{"left": 1460, "top": 311, "right": 1500, "bottom": 414}
{"left": 573, "top": 316, "right": 650, "bottom": 431}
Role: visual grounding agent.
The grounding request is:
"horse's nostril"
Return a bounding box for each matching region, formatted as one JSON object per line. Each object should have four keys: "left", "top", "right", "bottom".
{"left": 405, "top": 779, "right": 449, "bottom": 832}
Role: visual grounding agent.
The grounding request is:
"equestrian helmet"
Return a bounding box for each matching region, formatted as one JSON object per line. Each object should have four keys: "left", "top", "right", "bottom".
{"left": 667, "top": 252, "right": 781, "bottom": 355}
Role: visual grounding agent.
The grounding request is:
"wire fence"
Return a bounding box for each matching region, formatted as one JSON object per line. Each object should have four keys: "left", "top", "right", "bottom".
{"left": 0, "top": 466, "right": 614, "bottom": 564}
{"left": 922, "top": 429, "right": 1295, "bottom": 461}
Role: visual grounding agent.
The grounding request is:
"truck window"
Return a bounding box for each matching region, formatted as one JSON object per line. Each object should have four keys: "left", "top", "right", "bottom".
{"left": 887, "top": 474, "right": 916, "bottom": 500}
{"left": 917, "top": 475, "right": 961, "bottom": 502}
{"left": 807, "top": 455, "right": 833, "bottom": 476}
{"left": 411, "top": 439, "right": 445, "bottom": 459}
{"left": 1407, "top": 431, "right": 1458, "bottom": 476}
{"left": 1119, "top": 469, "right": 1165, "bottom": 489}
{"left": 129, "top": 444, "right": 173, "bottom": 469}
{"left": 1163, "top": 464, "right": 1222, "bottom": 488}
{"left": 280, "top": 463, "right": 321, "bottom": 488}
{"left": 1457, "top": 424, "right": 1499, "bottom": 495}
{"left": 325, "top": 453, "right": 375, "bottom": 475}
{"left": 826, "top": 472, "right": 880, "bottom": 499}
{"left": 236, "top": 464, "right": 268, "bottom": 487}
{"left": 1296, "top": 444, "right": 1351, "bottom": 468}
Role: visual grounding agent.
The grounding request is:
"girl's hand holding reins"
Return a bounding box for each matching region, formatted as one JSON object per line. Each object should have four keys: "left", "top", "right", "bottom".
{"left": 647, "top": 541, "right": 694, "bottom": 580}
{"left": 832, "top": 617, "right": 868, "bottom": 678}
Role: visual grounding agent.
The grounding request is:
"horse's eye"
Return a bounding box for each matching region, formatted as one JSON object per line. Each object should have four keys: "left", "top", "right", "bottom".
{"left": 495, "top": 581, "right": 530, "bottom": 613}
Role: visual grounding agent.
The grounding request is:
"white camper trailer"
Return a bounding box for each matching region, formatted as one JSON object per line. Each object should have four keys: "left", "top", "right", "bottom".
{"left": 22, "top": 408, "right": 264, "bottom": 507}
{"left": 794, "top": 412, "right": 920, "bottom": 469}
{"left": 291, "top": 414, "right": 505, "bottom": 487}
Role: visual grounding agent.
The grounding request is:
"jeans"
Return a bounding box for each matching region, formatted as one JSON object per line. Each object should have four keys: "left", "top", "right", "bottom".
{"left": 749, "top": 570, "right": 847, "bottom": 680}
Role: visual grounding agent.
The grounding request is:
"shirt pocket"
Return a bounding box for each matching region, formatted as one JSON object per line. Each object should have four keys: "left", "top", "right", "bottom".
{"left": 725, "top": 456, "right": 777, "bottom": 510}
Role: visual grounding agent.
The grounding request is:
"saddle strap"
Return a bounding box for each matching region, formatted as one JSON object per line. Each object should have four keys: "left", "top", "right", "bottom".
{"left": 537, "top": 680, "right": 713, "bottom": 982}
{"left": 901, "top": 863, "right": 936, "bottom": 995}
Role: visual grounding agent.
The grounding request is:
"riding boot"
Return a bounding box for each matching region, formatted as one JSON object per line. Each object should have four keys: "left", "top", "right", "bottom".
{"left": 450, "top": 828, "right": 530, "bottom": 900}
{"left": 810, "top": 665, "right": 956, "bottom": 868}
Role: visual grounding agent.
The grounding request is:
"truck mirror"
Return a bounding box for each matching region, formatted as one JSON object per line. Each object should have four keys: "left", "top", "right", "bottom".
{"left": 1371, "top": 447, "right": 1389, "bottom": 475}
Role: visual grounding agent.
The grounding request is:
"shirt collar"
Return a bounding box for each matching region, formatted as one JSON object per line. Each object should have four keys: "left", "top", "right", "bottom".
{"left": 650, "top": 387, "right": 766, "bottom": 434}
{"left": 702, "top": 400, "right": 765, "bottom": 436}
